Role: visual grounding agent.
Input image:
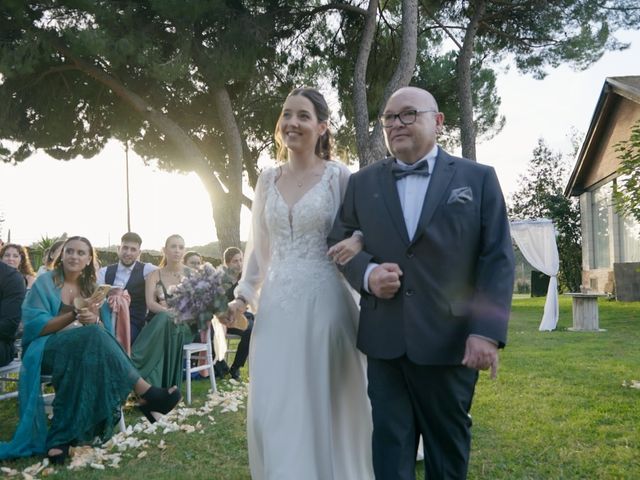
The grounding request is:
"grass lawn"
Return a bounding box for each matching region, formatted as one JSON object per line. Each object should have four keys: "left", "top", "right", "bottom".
{"left": 1, "top": 297, "right": 639, "bottom": 479}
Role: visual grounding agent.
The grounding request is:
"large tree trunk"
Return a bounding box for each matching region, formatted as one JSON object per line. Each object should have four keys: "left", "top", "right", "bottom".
{"left": 211, "top": 87, "right": 243, "bottom": 255}
{"left": 353, "top": 0, "right": 419, "bottom": 167}
{"left": 353, "top": 0, "right": 381, "bottom": 167}
{"left": 456, "top": 0, "right": 487, "bottom": 161}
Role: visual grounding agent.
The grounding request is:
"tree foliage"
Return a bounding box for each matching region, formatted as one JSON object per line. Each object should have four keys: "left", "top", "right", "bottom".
{"left": 425, "top": 0, "right": 640, "bottom": 159}
{"left": 613, "top": 119, "right": 640, "bottom": 228}
{"left": 1, "top": 0, "right": 638, "bottom": 250}
{"left": 0, "top": 0, "right": 312, "bottom": 253}
{"left": 509, "top": 139, "right": 582, "bottom": 292}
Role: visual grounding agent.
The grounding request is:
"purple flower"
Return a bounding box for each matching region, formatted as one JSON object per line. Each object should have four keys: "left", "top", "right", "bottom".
{"left": 166, "top": 265, "right": 234, "bottom": 325}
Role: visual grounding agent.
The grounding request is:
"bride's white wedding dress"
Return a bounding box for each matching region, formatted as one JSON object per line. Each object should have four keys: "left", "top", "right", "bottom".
{"left": 236, "top": 161, "right": 373, "bottom": 480}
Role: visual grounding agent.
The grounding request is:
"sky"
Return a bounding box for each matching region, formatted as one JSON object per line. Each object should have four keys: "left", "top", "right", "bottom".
{"left": 1, "top": 29, "right": 639, "bottom": 251}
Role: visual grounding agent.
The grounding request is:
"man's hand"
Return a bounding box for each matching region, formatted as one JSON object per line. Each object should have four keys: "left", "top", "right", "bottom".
{"left": 462, "top": 336, "right": 499, "bottom": 379}
{"left": 368, "top": 263, "right": 403, "bottom": 299}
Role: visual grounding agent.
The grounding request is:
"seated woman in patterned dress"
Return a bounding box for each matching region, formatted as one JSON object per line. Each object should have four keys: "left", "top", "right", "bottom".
{"left": 0, "top": 236, "right": 181, "bottom": 464}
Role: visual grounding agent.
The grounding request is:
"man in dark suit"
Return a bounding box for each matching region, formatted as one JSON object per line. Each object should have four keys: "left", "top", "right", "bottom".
{"left": 97, "top": 232, "right": 157, "bottom": 345}
{"left": 329, "top": 87, "right": 514, "bottom": 479}
{"left": 0, "top": 261, "right": 26, "bottom": 367}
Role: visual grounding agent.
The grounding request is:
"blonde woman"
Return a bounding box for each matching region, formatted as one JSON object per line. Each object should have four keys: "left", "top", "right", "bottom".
{"left": 131, "top": 234, "right": 193, "bottom": 389}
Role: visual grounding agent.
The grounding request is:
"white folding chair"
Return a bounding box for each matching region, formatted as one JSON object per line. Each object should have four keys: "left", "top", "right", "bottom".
{"left": 224, "top": 333, "right": 242, "bottom": 365}
{"left": 183, "top": 322, "right": 217, "bottom": 405}
{"left": 0, "top": 359, "right": 21, "bottom": 401}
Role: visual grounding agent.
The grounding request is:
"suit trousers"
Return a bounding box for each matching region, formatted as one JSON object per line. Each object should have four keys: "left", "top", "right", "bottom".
{"left": 0, "top": 339, "right": 15, "bottom": 367}
{"left": 367, "top": 356, "right": 478, "bottom": 480}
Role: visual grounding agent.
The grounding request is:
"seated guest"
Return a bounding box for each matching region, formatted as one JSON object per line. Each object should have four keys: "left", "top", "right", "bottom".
{"left": 1, "top": 243, "right": 37, "bottom": 290}
{"left": 222, "top": 247, "right": 254, "bottom": 381}
{"left": 97, "top": 232, "right": 157, "bottom": 345}
{"left": 183, "top": 251, "right": 203, "bottom": 270}
{"left": 131, "top": 234, "right": 194, "bottom": 389}
{"left": 0, "top": 262, "right": 26, "bottom": 367}
{"left": 0, "top": 236, "right": 180, "bottom": 463}
{"left": 36, "top": 240, "right": 65, "bottom": 277}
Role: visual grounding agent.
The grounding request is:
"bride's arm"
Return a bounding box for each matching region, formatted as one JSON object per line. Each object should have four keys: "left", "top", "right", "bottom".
{"left": 231, "top": 170, "right": 272, "bottom": 312}
{"left": 326, "top": 161, "right": 365, "bottom": 265}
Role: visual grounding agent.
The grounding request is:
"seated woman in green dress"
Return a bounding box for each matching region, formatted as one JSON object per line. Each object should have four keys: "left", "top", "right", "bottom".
{"left": 131, "top": 234, "right": 194, "bottom": 389}
{"left": 0, "top": 236, "right": 181, "bottom": 464}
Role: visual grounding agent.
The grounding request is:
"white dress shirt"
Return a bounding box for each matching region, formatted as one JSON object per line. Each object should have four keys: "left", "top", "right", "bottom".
{"left": 363, "top": 146, "right": 438, "bottom": 292}
{"left": 97, "top": 261, "right": 157, "bottom": 287}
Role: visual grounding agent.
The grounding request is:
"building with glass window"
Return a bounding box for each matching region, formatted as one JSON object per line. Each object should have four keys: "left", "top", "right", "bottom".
{"left": 565, "top": 76, "right": 640, "bottom": 300}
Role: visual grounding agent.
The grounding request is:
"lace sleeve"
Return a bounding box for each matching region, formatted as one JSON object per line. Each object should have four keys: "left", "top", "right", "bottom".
{"left": 327, "top": 160, "right": 352, "bottom": 216}
{"left": 234, "top": 168, "right": 273, "bottom": 309}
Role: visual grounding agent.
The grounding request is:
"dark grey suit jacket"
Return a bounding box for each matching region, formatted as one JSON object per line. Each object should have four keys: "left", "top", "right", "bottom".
{"left": 329, "top": 149, "right": 514, "bottom": 365}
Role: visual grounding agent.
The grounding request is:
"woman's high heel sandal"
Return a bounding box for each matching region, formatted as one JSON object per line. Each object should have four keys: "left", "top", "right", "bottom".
{"left": 138, "top": 386, "right": 181, "bottom": 423}
{"left": 47, "top": 444, "right": 70, "bottom": 465}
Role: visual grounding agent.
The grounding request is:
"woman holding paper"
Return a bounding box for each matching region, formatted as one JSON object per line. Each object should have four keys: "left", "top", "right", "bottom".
{"left": 0, "top": 236, "right": 181, "bottom": 464}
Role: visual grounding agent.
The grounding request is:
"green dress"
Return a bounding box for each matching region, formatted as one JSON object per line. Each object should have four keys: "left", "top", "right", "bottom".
{"left": 0, "top": 272, "right": 139, "bottom": 459}
{"left": 131, "top": 271, "right": 194, "bottom": 390}
{"left": 130, "top": 311, "right": 192, "bottom": 389}
{"left": 42, "top": 315, "right": 139, "bottom": 449}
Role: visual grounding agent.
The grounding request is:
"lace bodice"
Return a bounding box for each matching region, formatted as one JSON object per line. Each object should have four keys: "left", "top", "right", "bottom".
{"left": 236, "top": 160, "right": 351, "bottom": 307}
{"left": 266, "top": 166, "right": 337, "bottom": 264}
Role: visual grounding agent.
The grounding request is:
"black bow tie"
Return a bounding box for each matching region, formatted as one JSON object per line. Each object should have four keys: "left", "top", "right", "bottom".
{"left": 391, "top": 160, "right": 430, "bottom": 180}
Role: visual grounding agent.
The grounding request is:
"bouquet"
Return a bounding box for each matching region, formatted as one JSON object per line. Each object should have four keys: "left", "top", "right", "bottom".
{"left": 166, "top": 263, "right": 235, "bottom": 328}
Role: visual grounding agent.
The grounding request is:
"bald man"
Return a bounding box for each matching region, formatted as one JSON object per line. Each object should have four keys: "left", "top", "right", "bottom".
{"left": 329, "top": 87, "right": 514, "bottom": 479}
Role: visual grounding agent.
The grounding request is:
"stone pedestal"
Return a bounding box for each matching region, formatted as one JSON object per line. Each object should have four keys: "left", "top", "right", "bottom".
{"left": 564, "top": 293, "right": 607, "bottom": 332}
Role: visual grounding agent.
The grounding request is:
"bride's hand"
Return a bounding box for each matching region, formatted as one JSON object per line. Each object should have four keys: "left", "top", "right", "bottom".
{"left": 226, "top": 298, "right": 247, "bottom": 321}
{"left": 327, "top": 233, "right": 363, "bottom": 265}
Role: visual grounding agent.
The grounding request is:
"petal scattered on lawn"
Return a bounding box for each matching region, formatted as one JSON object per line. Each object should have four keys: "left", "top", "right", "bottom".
{"left": 33, "top": 380, "right": 249, "bottom": 475}
{"left": 622, "top": 379, "right": 640, "bottom": 389}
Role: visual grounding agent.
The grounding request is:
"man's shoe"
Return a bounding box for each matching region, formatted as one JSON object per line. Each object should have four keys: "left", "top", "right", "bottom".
{"left": 229, "top": 368, "right": 241, "bottom": 381}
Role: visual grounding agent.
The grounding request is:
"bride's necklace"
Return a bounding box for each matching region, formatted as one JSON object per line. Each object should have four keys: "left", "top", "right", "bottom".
{"left": 288, "top": 162, "right": 321, "bottom": 188}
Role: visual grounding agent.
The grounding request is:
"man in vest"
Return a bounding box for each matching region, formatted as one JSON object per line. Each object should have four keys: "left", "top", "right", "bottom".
{"left": 98, "top": 232, "right": 157, "bottom": 345}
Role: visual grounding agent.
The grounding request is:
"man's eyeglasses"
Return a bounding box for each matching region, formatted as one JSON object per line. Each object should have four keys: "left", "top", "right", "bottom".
{"left": 380, "top": 109, "right": 437, "bottom": 127}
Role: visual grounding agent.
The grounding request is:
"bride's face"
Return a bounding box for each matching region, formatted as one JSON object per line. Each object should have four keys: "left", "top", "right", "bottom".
{"left": 278, "top": 95, "right": 327, "bottom": 155}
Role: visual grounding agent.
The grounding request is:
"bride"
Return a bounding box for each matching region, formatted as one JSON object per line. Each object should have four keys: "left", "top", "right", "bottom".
{"left": 226, "top": 87, "right": 373, "bottom": 479}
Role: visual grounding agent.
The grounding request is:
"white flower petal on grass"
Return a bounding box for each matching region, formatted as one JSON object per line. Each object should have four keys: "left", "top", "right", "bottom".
{"left": 622, "top": 379, "right": 640, "bottom": 389}
{"left": 1, "top": 466, "right": 19, "bottom": 477}
{"left": 137, "top": 451, "right": 148, "bottom": 459}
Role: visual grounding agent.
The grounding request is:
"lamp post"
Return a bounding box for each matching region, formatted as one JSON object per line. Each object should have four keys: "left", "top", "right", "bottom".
{"left": 125, "top": 141, "right": 131, "bottom": 232}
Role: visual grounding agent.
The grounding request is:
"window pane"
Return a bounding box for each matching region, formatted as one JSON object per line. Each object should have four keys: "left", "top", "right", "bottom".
{"left": 620, "top": 215, "right": 640, "bottom": 262}
{"left": 591, "top": 184, "right": 611, "bottom": 268}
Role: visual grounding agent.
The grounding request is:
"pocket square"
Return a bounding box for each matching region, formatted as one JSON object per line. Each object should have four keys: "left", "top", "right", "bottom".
{"left": 447, "top": 186, "right": 473, "bottom": 204}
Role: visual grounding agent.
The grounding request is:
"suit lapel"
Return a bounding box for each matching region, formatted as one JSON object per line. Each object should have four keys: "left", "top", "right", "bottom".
{"left": 411, "top": 149, "right": 456, "bottom": 245}
{"left": 378, "top": 158, "right": 411, "bottom": 245}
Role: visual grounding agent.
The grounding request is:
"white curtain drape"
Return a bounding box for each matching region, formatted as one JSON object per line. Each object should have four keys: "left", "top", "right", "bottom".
{"left": 510, "top": 219, "right": 560, "bottom": 331}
